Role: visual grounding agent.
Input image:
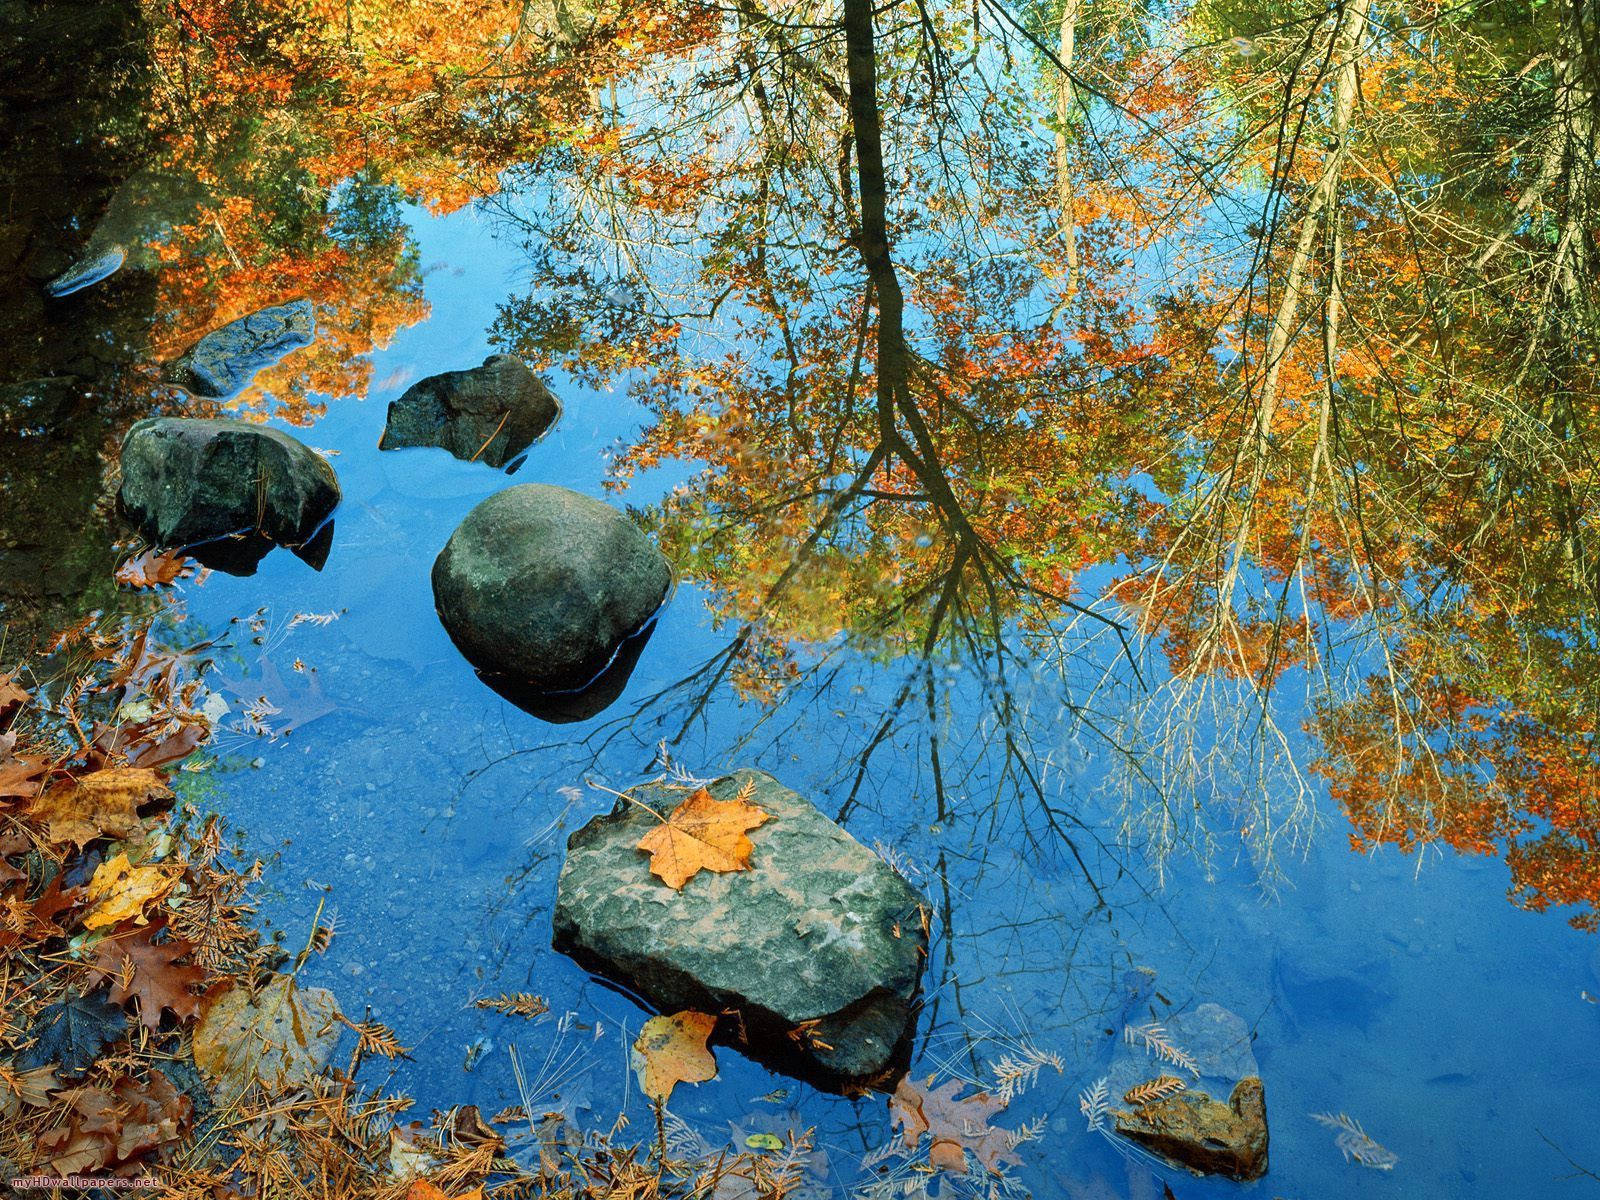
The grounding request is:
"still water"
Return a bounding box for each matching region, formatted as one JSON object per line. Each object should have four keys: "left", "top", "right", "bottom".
{"left": 4, "top": 0, "right": 1600, "bottom": 1195}
{"left": 142, "top": 203, "right": 1597, "bottom": 1199}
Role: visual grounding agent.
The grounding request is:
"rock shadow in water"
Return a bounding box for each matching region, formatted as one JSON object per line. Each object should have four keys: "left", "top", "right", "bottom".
{"left": 474, "top": 616, "right": 656, "bottom": 723}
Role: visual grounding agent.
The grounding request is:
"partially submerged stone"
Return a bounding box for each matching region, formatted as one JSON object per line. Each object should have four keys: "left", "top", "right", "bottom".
{"left": 552, "top": 769, "right": 928, "bottom": 1090}
{"left": 118, "top": 417, "right": 340, "bottom": 574}
{"left": 165, "top": 299, "right": 315, "bottom": 399}
{"left": 431, "top": 484, "right": 671, "bottom": 699}
{"left": 45, "top": 244, "right": 127, "bottom": 298}
{"left": 379, "top": 354, "right": 559, "bottom": 469}
{"left": 1113, "top": 1077, "right": 1269, "bottom": 1181}
{"left": 1103, "top": 998, "right": 1269, "bottom": 1181}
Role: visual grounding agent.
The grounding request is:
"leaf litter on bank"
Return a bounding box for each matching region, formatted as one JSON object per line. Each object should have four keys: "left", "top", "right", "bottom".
{"left": 191, "top": 972, "right": 342, "bottom": 1098}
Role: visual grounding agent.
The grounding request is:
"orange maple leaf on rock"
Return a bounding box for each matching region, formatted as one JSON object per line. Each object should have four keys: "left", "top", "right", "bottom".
{"left": 635, "top": 783, "right": 771, "bottom": 889}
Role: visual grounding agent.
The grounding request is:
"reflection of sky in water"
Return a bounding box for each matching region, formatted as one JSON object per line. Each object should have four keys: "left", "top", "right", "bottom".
{"left": 174, "top": 202, "right": 1600, "bottom": 1198}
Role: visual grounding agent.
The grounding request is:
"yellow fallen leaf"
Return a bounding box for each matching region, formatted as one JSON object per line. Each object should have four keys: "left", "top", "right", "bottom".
{"left": 635, "top": 784, "right": 771, "bottom": 890}
{"left": 631, "top": 1010, "right": 717, "bottom": 1104}
{"left": 192, "top": 973, "right": 340, "bottom": 1098}
{"left": 82, "top": 852, "right": 180, "bottom": 929}
{"left": 30, "top": 767, "right": 171, "bottom": 848}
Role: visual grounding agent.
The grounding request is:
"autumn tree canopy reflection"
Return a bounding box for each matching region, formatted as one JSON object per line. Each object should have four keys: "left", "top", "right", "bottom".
{"left": 483, "top": 0, "right": 1600, "bottom": 923}
{"left": 14, "top": 0, "right": 1593, "bottom": 922}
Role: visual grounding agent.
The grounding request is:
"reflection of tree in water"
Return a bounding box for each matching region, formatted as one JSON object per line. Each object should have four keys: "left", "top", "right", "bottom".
{"left": 487, "top": 0, "right": 1600, "bottom": 928}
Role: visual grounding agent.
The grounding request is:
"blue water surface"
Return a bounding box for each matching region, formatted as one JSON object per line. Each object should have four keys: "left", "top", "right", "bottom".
{"left": 168, "top": 202, "right": 1600, "bottom": 1200}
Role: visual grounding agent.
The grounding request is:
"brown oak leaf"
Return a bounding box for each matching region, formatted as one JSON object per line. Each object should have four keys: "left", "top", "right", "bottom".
{"left": 888, "top": 1074, "right": 1024, "bottom": 1176}
{"left": 0, "top": 826, "right": 27, "bottom": 888}
{"left": 0, "top": 751, "right": 49, "bottom": 805}
{"left": 85, "top": 921, "right": 206, "bottom": 1031}
{"left": 635, "top": 784, "right": 771, "bottom": 890}
{"left": 115, "top": 549, "right": 192, "bottom": 589}
{"left": 29, "top": 767, "right": 172, "bottom": 848}
{"left": 0, "top": 672, "right": 29, "bottom": 713}
{"left": 28, "top": 871, "right": 87, "bottom": 936}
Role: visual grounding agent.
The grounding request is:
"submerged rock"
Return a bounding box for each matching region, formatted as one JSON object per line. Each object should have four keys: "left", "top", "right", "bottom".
{"left": 431, "top": 484, "right": 671, "bottom": 695}
{"left": 165, "top": 299, "right": 315, "bottom": 399}
{"left": 552, "top": 769, "right": 928, "bottom": 1090}
{"left": 118, "top": 417, "right": 340, "bottom": 574}
{"left": 1113, "top": 1077, "right": 1269, "bottom": 1181}
{"left": 379, "top": 354, "right": 559, "bottom": 470}
{"left": 1101, "top": 998, "right": 1269, "bottom": 1181}
{"left": 45, "top": 244, "right": 127, "bottom": 298}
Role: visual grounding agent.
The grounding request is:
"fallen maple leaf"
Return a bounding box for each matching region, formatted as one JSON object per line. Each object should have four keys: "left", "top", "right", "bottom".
{"left": 192, "top": 973, "right": 340, "bottom": 1098}
{"left": 635, "top": 784, "right": 771, "bottom": 890}
{"left": 17, "top": 991, "right": 126, "bottom": 1074}
{"left": 631, "top": 1010, "right": 718, "bottom": 1104}
{"left": 0, "top": 673, "right": 30, "bottom": 713}
{"left": 889, "top": 1074, "right": 1024, "bottom": 1176}
{"left": 85, "top": 921, "right": 206, "bottom": 1031}
{"left": 82, "top": 852, "right": 181, "bottom": 929}
{"left": 115, "top": 548, "right": 192, "bottom": 588}
{"left": 29, "top": 767, "right": 171, "bottom": 849}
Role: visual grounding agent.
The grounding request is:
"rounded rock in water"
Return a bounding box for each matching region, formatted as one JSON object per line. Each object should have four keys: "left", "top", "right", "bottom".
{"left": 431, "top": 483, "right": 672, "bottom": 694}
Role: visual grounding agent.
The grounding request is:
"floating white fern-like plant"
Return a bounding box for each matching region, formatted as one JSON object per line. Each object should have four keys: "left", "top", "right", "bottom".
{"left": 1079, "top": 1076, "right": 1111, "bottom": 1132}
{"left": 1123, "top": 1075, "right": 1188, "bottom": 1106}
{"left": 992, "top": 1044, "right": 1066, "bottom": 1105}
{"left": 1310, "top": 1111, "right": 1399, "bottom": 1170}
{"left": 1123, "top": 1022, "right": 1201, "bottom": 1079}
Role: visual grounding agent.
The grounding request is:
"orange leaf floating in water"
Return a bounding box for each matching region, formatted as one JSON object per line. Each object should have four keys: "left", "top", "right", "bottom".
{"left": 630, "top": 1010, "right": 717, "bottom": 1104}
{"left": 115, "top": 548, "right": 192, "bottom": 588}
{"left": 635, "top": 783, "right": 771, "bottom": 890}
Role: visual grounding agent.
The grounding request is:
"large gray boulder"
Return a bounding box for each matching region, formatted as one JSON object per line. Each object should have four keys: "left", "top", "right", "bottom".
{"left": 552, "top": 769, "right": 929, "bottom": 1090}
{"left": 118, "top": 418, "right": 340, "bottom": 572}
{"left": 431, "top": 484, "right": 670, "bottom": 692}
{"left": 379, "top": 354, "right": 559, "bottom": 469}
{"left": 165, "top": 300, "right": 314, "bottom": 399}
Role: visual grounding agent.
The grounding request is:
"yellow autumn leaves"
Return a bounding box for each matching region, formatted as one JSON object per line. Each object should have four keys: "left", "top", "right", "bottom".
{"left": 82, "top": 852, "right": 183, "bottom": 930}
{"left": 631, "top": 1010, "right": 717, "bottom": 1104}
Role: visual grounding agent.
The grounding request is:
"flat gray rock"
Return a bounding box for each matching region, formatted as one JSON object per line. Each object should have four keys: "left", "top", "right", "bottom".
{"left": 552, "top": 769, "right": 928, "bottom": 1089}
{"left": 165, "top": 299, "right": 315, "bottom": 399}
{"left": 379, "top": 354, "right": 559, "bottom": 469}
